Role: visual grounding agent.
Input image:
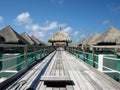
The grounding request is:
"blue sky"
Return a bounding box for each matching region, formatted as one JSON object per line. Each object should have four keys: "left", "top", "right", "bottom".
{"left": 0, "top": 0, "right": 120, "bottom": 43}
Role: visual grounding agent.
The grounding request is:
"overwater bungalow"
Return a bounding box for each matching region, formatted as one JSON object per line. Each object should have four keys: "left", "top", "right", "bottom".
{"left": 93, "top": 26, "right": 120, "bottom": 45}
{"left": 21, "top": 32, "right": 34, "bottom": 45}
{"left": 75, "top": 36, "right": 90, "bottom": 47}
{"left": 84, "top": 33, "right": 100, "bottom": 46}
{"left": 30, "top": 35, "right": 45, "bottom": 46}
{"left": 81, "top": 33, "right": 101, "bottom": 51}
{"left": 48, "top": 28, "right": 72, "bottom": 46}
{"left": 0, "top": 26, "right": 29, "bottom": 45}
{"left": 0, "top": 35, "right": 5, "bottom": 44}
{"left": 75, "top": 33, "right": 100, "bottom": 47}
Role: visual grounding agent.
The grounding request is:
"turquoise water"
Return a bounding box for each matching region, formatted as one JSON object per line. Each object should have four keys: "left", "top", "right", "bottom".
{"left": 0, "top": 52, "right": 47, "bottom": 78}
{"left": 74, "top": 51, "right": 120, "bottom": 82}
{"left": 75, "top": 53, "right": 98, "bottom": 69}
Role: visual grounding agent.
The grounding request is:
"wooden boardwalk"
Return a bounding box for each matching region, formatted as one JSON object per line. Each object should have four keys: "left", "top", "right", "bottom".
{"left": 3, "top": 48, "right": 120, "bottom": 90}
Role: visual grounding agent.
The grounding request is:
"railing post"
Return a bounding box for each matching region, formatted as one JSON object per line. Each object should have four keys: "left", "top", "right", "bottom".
{"left": 43, "top": 47, "right": 45, "bottom": 57}
{"left": 24, "top": 46, "right": 28, "bottom": 67}
{"left": 78, "top": 47, "right": 80, "bottom": 58}
{"left": 83, "top": 45, "right": 86, "bottom": 61}
{"left": 44, "top": 47, "right": 46, "bottom": 56}
{"left": 98, "top": 55, "right": 104, "bottom": 71}
{"left": 39, "top": 47, "right": 42, "bottom": 59}
{"left": 45, "top": 46, "right": 48, "bottom": 55}
{"left": 92, "top": 47, "right": 95, "bottom": 67}
{"left": 34, "top": 47, "right": 37, "bottom": 61}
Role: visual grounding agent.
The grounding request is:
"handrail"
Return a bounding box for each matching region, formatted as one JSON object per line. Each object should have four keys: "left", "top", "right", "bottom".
{"left": 0, "top": 54, "right": 24, "bottom": 61}
{"left": 0, "top": 61, "right": 25, "bottom": 73}
{"left": 0, "top": 45, "right": 54, "bottom": 81}
{"left": 104, "top": 56, "right": 120, "bottom": 61}
{"left": 103, "top": 66, "right": 120, "bottom": 74}
{"left": 66, "top": 46, "right": 120, "bottom": 79}
{"left": 0, "top": 44, "right": 27, "bottom": 47}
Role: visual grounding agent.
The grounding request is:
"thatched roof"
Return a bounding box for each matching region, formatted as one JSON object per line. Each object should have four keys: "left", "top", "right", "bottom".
{"left": 0, "top": 26, "right": 29, "bottom": 44}
{"left": 94, "top": 26, "right": 120, "bottom": 45}
{"left": 116, "top": 36, "right": 120, "bottom": 45}
{"left": 83, "top": 33, "right": 100, "bottom": 46}
{"left": 74, "top": 36, "right": 90, "bottom": 46}
{"left": 0, "top": 35, "right": 5, "bottom": 43}
{"left": 21, "top": 32, "right": 34, "bottom": 45}
{"left": 30, "top": 35, "right": 44, "bottom": 45}
{"left": 48, "top": 30, "right": 72, "bottom": 43}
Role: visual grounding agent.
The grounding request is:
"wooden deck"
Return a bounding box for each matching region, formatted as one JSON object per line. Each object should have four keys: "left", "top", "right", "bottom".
{"left": 3, "top": 48, "right": 120, "bottom": 90}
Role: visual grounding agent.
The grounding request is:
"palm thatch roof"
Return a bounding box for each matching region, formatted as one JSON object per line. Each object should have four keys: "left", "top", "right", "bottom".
{"left": 0, "top": 35, "right": 5, "bottom": 43}
{"left": 116, "top": 36, "right": 120, "bottom": 45}
{"left": 30, "top": 35, "right": 45, "bottom": 46}
{"left": 93, "top": 26, "right": 120, "bottom": 45}
{"left": 83, "top": 33, "right": 100, "bottom": 46}
{"left": 21, "top": 32, "right": 34, "bottom": 45}
{"left": 0, "top": 26, "right": 29, "bottom": 44}
{"left": 74, "top": 36, "right": 90, "bottom": 46}
{"left": 48, "top": 30, "right": 72, "bottom": 43}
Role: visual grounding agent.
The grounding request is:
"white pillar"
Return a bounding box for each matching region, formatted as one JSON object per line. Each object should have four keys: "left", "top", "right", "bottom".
{"left": 98, "top": 55, "right": 104, "bottom": 72}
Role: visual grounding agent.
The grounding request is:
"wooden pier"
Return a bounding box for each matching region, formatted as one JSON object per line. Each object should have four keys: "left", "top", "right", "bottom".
{"left": 1, "top": 47, "right": 120, "bottom": 90}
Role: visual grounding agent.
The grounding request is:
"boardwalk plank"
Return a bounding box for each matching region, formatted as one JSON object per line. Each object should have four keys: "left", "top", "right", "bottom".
{"left": 69, "top": 71, "right": 81, "bottom": 90}
{"left": 66, "top": 85, "right": 74, "bottom": 90}
{"left": 52, "top": 88, "right": 60, "bottom": 90}
{"left": 60, "top": 88, "right": 66, "bottom": 90}
{"left": 46, "top": 87, "right": 52, "bottom": 90}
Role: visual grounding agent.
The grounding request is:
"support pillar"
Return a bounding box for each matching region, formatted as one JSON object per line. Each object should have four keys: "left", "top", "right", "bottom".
{"left": 83, "top": 45, "right": 86, "bottom": 61}
{"left": 52, "top": 42, "right": 54, "bottom": 46}
{"left": 24, "top": 46, "right": 28, "bottom": 67}
{"left": 34, "top": 47, "right": 37, "bottom": 61}
{"left": 92, "top": 47, "right": 96, "bottom": 67}
{"left": 66, "top": 42, "right": 68, "bottom": 46}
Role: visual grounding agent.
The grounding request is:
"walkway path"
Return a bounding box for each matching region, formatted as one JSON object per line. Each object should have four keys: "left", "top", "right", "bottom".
{"left": 3, "top": 48, "right": 120, "bottom": 90}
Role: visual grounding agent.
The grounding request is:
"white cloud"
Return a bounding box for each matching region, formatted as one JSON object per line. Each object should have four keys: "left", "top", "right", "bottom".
{"left": 25, "top": 24, "right": 40, "bottom": 31}
{"left": 44, "top": 21, "right": 58, "bottom": 30}
{"left": 103, "top": 20, "right": 111, "bottom": 25}
{"left": 30, "top": 31, "right": 45, "bottom": 38}
{"left": 80, "top": 34, "right": 86, "bottom": 39}
{"left": 0, "top": 16, "right": 4, "bottom": 23}
{"left": 59, "top": 23, "right": 66, "bottom": 28}
{"left": 15, "top": 12, "right": 32, "bottom": 25}
{"left": 15, "top": 12, "right": 73, "bottom": 42}
{"left": 73, "top": 31, "right": 80, "bottom": 36}
{"left": 63, "top": 27, "right": 72, "bottom": 34}
{"left": 25, "top": 21, "right": 58, "bottom": 31}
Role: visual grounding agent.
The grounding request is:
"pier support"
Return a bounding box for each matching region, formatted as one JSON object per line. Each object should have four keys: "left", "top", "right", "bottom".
{"left": 34, "top": 47, "right": 37, "bottom": 61}
{"left": 92, "top": 47, "right": 96, "bottom": 67}
{"left": 83, "top": 45, "right": 86, "bottom": 61}
{"left": 24, "top": 46, "right": 28, "bottom": 67}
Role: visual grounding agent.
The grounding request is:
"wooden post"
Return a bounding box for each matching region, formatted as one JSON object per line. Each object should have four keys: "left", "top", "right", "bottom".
{"left": 66, "top": 42, "right": 68, "bottom": 46}
{"left": 78, "top": 47, "right": 80, "bottom": 58}
{"left": 83, "top": 45, "right": 86, "bottom": 61}
{"left": 39, "top": 48, "right": 42, "bottom": 59}
{"left": 43, "top": 47, "right": 45, "bottom": 57}
{"left": 73, "top": 47, "right": 75, "bottom": 55}
{"left": 24, "top": 46, "right": 28, "bottom": 67}
{"left": 92, "top": 47, "right": 95, "bottom": 67}
{"left": 34, "top": 47, "right": 37, "bottom": 61}
{"left": 52, "top": 42, "right": 54, "bottom": 46}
